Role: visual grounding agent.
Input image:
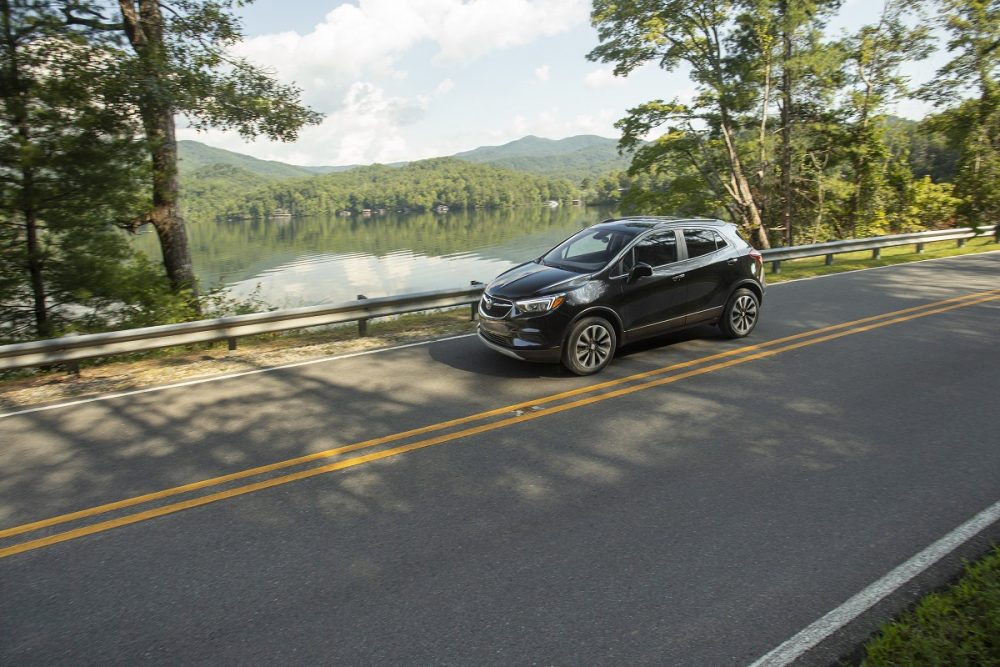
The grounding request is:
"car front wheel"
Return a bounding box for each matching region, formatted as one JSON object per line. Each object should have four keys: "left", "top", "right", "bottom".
{"left": 562, "top": 317, "right": 617, "bottom": 375}
{"left": 720, "top": 288, "right": 760, "bottom": 338}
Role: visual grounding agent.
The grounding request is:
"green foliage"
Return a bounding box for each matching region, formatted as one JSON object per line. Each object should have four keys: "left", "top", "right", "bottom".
{"left": 920, "top": 0, "right": 1000, "bottom": 227}
{"left": 886, "top": 175, "right": 961, "bottom": 233}
{"left": 105, "top": 1, "right": 323, "bottom": 144}
{"left": 179, "top": 164, "right": 273, "bottom": 220}
{"left": 589, "top": 0, "right": 803, "bottom": 246}
{"left": 0, "top": 1, "right": 184, "bottom": 341}
{"left": 177, "top": 140, "right": 331, "bottom": 179}
{"left": 885, "top": 117, "right": 959, "bottom": 182}
{"left": 586, "top": 0, "right": 969, "bottom": 247}
{"left": 51, "top": 0, "right": 324, "bottom": 292}
{"left": 205, "top": 158, "right": 579, "bottom": 220}
{"left": 860, "top": 545, "right": 1000, "bottom": 666}
{"left": 838, "top": 0, "right": 934, "bottom": 237}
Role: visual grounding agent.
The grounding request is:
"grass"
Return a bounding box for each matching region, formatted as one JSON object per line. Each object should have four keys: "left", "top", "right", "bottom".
{"left": 766, "top": 235, "right": 999, "bottom": 283}
{"left": 858, "top": 545, "right": 1000, "bottom": 666}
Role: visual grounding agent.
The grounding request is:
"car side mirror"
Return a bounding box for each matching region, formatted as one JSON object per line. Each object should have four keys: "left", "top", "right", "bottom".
{"left": 629, "top": 263, "right": 653, "bottom": 282}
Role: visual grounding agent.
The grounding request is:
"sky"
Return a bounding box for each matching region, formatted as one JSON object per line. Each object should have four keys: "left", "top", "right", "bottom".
{"left": 175, "top": 0, "right": 950, "bottom": 167}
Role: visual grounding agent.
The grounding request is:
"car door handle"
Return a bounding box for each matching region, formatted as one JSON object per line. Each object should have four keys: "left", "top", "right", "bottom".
{"left": 727, "top": 258, "right": 738, "bottom": 265}
{"left": 672, "top": 273, "right": 686, "bottom": 281}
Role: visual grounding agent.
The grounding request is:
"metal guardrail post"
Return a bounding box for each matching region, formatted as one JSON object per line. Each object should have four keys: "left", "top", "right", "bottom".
{"left": 872, "top": 248, "right": 881, "bottom": 259}
{"left": 771, "top": 260, "right": 781, "bottom": 274}
{"left": 63, "top": 333, "right": 80, "bottom": 376}
{"left": 228, "top": 337, "right": 237, "bottom": 352}
{"left": 357, "top": 295, "right": 368, "bottom": 337}
{"left": 957, "top": 238, "right": 966, "bottom": 248}
{"left": 825, "top": 254, "right": 834, "bottom": 266}
{"left": 916, "top": 243, "right": 924, "bottom": 254}
{"left": 470, "top": 281, "right": 483, "bottom": 320}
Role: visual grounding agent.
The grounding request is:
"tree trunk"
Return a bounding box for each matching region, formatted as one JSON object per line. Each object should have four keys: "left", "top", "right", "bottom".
{"left": 719, "top": 112, "right": 771, "bottom": 249}
{"left": 23, "top": 175, "right": 49, "bottom": 338}
{"left": 846, "top": 97, "right": 871, "bottom": 238}
{"left": 143, "top": 104, "right": 196, "bottom": 292}
{"left": 779, "top": 0, "right": 793, "bottom": 246}
{"left": 2, "top": 0, "right": 50, "bottom": 337}
{"left": 119, "top": 0, "right": 197, "bottom": 295}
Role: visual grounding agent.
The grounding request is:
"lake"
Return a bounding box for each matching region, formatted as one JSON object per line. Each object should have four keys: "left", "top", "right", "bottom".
{"left": 131, "top": 206, "right": 618, "bottom": 308}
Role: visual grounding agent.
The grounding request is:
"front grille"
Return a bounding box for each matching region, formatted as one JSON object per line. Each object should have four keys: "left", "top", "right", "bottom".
{"left": 479, "top": 328, "right": 511, "bottom": 346}
{"left": 479, "top": 293, "right": 513, "bottom": 319}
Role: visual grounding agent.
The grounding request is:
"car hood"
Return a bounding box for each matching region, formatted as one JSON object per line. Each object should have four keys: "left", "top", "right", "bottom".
{"left": 486, "top": 261, "right": 583, "bottom": 299}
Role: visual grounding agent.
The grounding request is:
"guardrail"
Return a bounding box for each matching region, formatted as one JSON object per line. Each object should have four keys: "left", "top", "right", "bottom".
{"left": 0, "top": 285, "right": 486, "bottom": 371}
{"left": 761, "top": 224, "right": 997, "bottom": 273}
{"left": 1, "top": 224, "right": 996, "bottom": 372}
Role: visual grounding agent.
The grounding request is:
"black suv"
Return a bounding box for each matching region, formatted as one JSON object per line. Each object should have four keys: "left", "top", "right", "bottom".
{"left": 477, "top": 216, "right": 765, "bottom": 374}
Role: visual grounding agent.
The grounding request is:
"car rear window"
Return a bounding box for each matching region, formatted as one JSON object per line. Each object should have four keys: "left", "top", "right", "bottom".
{"left": 684, "top": 229, "right": 722, "bottom": 258}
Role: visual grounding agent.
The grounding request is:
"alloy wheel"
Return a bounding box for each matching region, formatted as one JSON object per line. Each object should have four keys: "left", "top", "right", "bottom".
{"left": 730, "top": 294, "right": 758, "bottom": 336}
{"left": 574, "top": 324, "right": 613, "bottom": 370}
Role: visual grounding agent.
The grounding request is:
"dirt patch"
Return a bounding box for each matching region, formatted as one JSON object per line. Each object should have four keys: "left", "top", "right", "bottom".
{"left": 0, "top": 312, "right": 477, "bottom": 411}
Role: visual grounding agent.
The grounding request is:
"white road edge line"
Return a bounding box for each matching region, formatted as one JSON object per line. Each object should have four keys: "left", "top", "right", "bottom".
{"left": 2, "top": 250, "right": 997, "bottom": 419}
{"left": 747, "top": 498, "right": 1000, "bottom": 667}
{"left": 0, "top": 334, "right": 476, "bottom": 420}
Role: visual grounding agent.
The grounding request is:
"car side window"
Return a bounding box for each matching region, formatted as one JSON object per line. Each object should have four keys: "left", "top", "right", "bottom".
{"left": 634, "top": 231, "right": 678, "bottom": 267}
{"left": 683, "top": 229, "right": 719, "bottom": 258}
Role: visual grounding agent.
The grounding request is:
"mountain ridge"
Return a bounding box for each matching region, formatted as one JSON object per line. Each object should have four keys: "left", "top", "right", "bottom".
{"left": 178, "top": 134, "right": 627, "bottom": 184}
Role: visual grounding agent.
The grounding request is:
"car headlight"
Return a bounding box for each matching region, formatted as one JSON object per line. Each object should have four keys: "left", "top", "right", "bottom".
{"left": 515, "top": 294, "right": 565, "bottom": 313}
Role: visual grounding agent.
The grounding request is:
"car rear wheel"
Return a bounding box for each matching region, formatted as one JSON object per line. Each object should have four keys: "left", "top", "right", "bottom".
{"left": 562, "top": 317, "right": 616, "bottom": 375}
{"left": 720, "top": 288, "right": 760, "bottom": 338}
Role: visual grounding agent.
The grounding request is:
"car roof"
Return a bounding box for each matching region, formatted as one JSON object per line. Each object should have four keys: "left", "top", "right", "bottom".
{"left": 594, "top": 216, "right": 732, "bottom": 232}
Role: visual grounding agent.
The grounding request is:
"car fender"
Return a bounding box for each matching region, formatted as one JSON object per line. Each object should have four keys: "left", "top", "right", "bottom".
{"left": 727, "top": 278, "right": 765, "bottom": 305}
{"left": 567, "top": 306, "right": 624, "bottom": 341}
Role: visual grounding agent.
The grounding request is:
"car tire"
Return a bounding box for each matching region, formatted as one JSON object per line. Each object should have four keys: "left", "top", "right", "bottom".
{"left": 720, "top": 288, "right": 760, "bottom": 338}
{"left": 562, "top": 316, "right": 616, "bottom": 375}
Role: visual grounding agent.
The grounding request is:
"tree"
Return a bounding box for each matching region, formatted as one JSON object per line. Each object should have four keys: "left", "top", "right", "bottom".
{"left": 62, "top": 0, "right": 323, "bottom": 294}
{"left": 589, "top": 0, "right": 773, "bottom": 247}
{"left": 839, "top": 0, "right": 932, "bottom": 236}
{"left": 920, "top": 0, "right": 1000, "bottom": 226}
{"left": 0, "top": 0, "right": 183, "bottom": 340}
{"left": 0, "top": 0, "right": 126, "bottom": 338}
{"left": 775, "top": 0, "right": 842, "bottom": 245}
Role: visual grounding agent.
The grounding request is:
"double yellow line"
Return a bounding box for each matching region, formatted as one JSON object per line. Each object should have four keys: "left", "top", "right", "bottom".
{"left": 2, "top": 288, "right": 998, "bottom": 559}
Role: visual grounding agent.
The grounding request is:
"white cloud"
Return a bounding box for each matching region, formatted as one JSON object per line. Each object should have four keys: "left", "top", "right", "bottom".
{"left": 535, "top": 65, "right": 550, "bottom": 82}
{"left": 233, "top": 0, "right": 589, "bottom": 108}
{"left": 584, "top": 67, "right": 625, "bottom": 89}
{"left": 179, "top": 82, "right": 430, "bottom": 166}
{"left": 435, "top": 78, "right": 456, "bottom": 95}
{"left": 431, "top": 0, "right": 588, "bottom": 63}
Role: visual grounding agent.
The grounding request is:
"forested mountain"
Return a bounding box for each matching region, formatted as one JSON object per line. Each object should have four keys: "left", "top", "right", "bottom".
{"left": 177, "top": 140, "right": 347, "bottom": 179}
{"left": 176, "top": 137, "right": 622, "bottom": 220}
{"left": 200, "top": 158, "right": 578, "bottom": 220}
{"left": 452, "top": 135, "right": 628, "bottom": 182}
{"left": 179, "top": 134, "right": 626, "bottom": 185}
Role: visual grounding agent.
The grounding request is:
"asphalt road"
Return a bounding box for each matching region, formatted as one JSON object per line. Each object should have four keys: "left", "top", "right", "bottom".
{"left": 2, "top": 253, "right": 999, "bottom": 665}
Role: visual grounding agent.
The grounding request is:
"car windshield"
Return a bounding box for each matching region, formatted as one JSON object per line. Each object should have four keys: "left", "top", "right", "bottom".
{"left": 540, "top": 227, "right": 641, "bottom": 272}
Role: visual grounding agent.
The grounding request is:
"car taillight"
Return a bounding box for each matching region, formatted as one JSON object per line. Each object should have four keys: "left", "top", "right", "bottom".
{"left": 749, "top": 249, "right": 763, "bottom": 266}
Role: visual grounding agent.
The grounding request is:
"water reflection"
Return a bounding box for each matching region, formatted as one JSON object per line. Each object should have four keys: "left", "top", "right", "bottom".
{"left": 132, "top": 207, "right": 616, "bottom": 307}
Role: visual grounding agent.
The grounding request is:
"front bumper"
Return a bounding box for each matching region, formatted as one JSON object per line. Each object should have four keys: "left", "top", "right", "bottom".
{"left": 477, "top": 325, "right": 562, "bottom": 363}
